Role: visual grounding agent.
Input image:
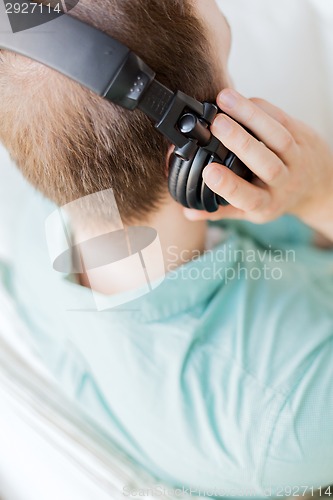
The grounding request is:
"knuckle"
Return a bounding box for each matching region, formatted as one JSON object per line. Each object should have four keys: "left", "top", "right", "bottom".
{"left": 278, "top": 132, "right": 294, "bottom": 153}
{"left": 276, "top": 111, "right": 290, "bottom": 129}
{"left": 264, "top": 160, "right": 285, "bottom": 184}
{"left": 226, "top": 179, "right": 239, "bottom": 197}
{"left": 244, "top": 105, "right": 257, "bottom": 123}
{"left": 238, "top": 133, "right": 252, "bottom": 154}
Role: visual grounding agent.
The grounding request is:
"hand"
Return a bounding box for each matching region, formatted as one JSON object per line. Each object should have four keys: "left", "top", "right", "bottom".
{"left": 184, "top": 89, "right": 333, "bottom": 230}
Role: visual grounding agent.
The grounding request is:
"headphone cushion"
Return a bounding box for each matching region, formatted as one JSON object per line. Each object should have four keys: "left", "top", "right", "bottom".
{"left": 168, "top": 154, "right": 192, "bottom": 208}
{"left": 168, "top": 148, "right": 219, "bottom": 212}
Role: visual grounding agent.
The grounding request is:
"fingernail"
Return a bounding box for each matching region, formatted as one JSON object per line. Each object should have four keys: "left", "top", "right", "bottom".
{"left": 215, "top": 115, "right": 233, "bottom": 134}
{"left": 219, "top": 89, "right": 238, "bottom": 109}
{"left": 203, "top": 165, "right": 224, "bottom": 187}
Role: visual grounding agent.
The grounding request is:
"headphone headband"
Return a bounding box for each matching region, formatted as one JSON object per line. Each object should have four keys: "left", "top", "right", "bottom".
{"left": 0, "top": 6, "right": 154, "bottom": 105}
{"left": 0, "top": 5, "right": 212, "bottom": 149}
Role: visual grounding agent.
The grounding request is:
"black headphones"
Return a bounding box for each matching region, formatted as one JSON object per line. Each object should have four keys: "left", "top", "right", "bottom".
{"left": 0, "top": 4, "right": 252, "bottom": 212}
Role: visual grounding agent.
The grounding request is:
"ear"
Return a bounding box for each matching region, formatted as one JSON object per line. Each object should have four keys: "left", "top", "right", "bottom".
{"left": 165, "top": 145, "right": 175, "bottom": 176}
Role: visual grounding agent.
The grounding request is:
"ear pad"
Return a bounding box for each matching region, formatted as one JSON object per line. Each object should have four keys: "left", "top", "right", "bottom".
{"left": 168, "top": 154, "right": 193, "bottom": 209}
{"left": 168, "top": 147, "right": 220, "bottom": 212}
{"left": 168, "top": 146, "right": 253, "bottom": 212}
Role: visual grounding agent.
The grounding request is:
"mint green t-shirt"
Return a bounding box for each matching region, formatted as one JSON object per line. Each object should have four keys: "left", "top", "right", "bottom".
{"left": 5, "top": 189, "right": 333, "bottom": 498}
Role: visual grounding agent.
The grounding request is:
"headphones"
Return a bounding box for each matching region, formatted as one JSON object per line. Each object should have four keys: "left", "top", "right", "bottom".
{"left": 0, "top": 5, "right": 252, "bottom": 212}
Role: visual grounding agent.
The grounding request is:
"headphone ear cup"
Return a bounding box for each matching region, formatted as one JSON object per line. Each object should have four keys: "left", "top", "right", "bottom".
{"left": 201, "top": 182, "right": 219, "bottom": 212}
{"left": 168, "top": 153, "right": 193, "bottom": 208}
{"left": 186, "top": 148, "right": 219, "bottom": 212}
{"left": 168, "top": 148, "right": 220, "bottom": 212}
{"left": 185, "top": 148, "right": 208, "bottom": 210}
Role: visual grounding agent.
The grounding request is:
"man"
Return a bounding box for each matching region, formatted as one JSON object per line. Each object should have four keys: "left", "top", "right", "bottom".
{"left": 0, "top": 0, "right": 332, "bottom": 497}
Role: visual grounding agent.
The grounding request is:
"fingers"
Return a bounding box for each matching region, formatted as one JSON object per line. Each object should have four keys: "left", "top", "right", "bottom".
{"left": 175, "top": 90, "right": 305, "bottom": 223}
{"left": 212, "top": 114, "right": 289, "bottom": 187}
{"left": 216, "top": 89, "right": 298, "bottom": 164}
{"left": 201, "top": 162, "right": 271, "bottom": 212}
{"left": 249, "top": 97, "right": 302, "bottom": 138}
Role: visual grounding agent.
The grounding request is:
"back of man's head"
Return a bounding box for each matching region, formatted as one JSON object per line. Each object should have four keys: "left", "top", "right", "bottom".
{"left": 0, "top": 0, "right": 225, "bottom": 223}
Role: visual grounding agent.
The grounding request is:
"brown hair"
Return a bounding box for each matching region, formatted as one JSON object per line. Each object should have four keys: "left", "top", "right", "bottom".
{"left": 0, "top": 0, "right": 224, "bottom": 223}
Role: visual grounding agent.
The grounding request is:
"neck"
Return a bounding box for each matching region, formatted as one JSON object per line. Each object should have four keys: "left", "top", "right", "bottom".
{"left": 73, "top": 197, "right": 208, "bottom": 295}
